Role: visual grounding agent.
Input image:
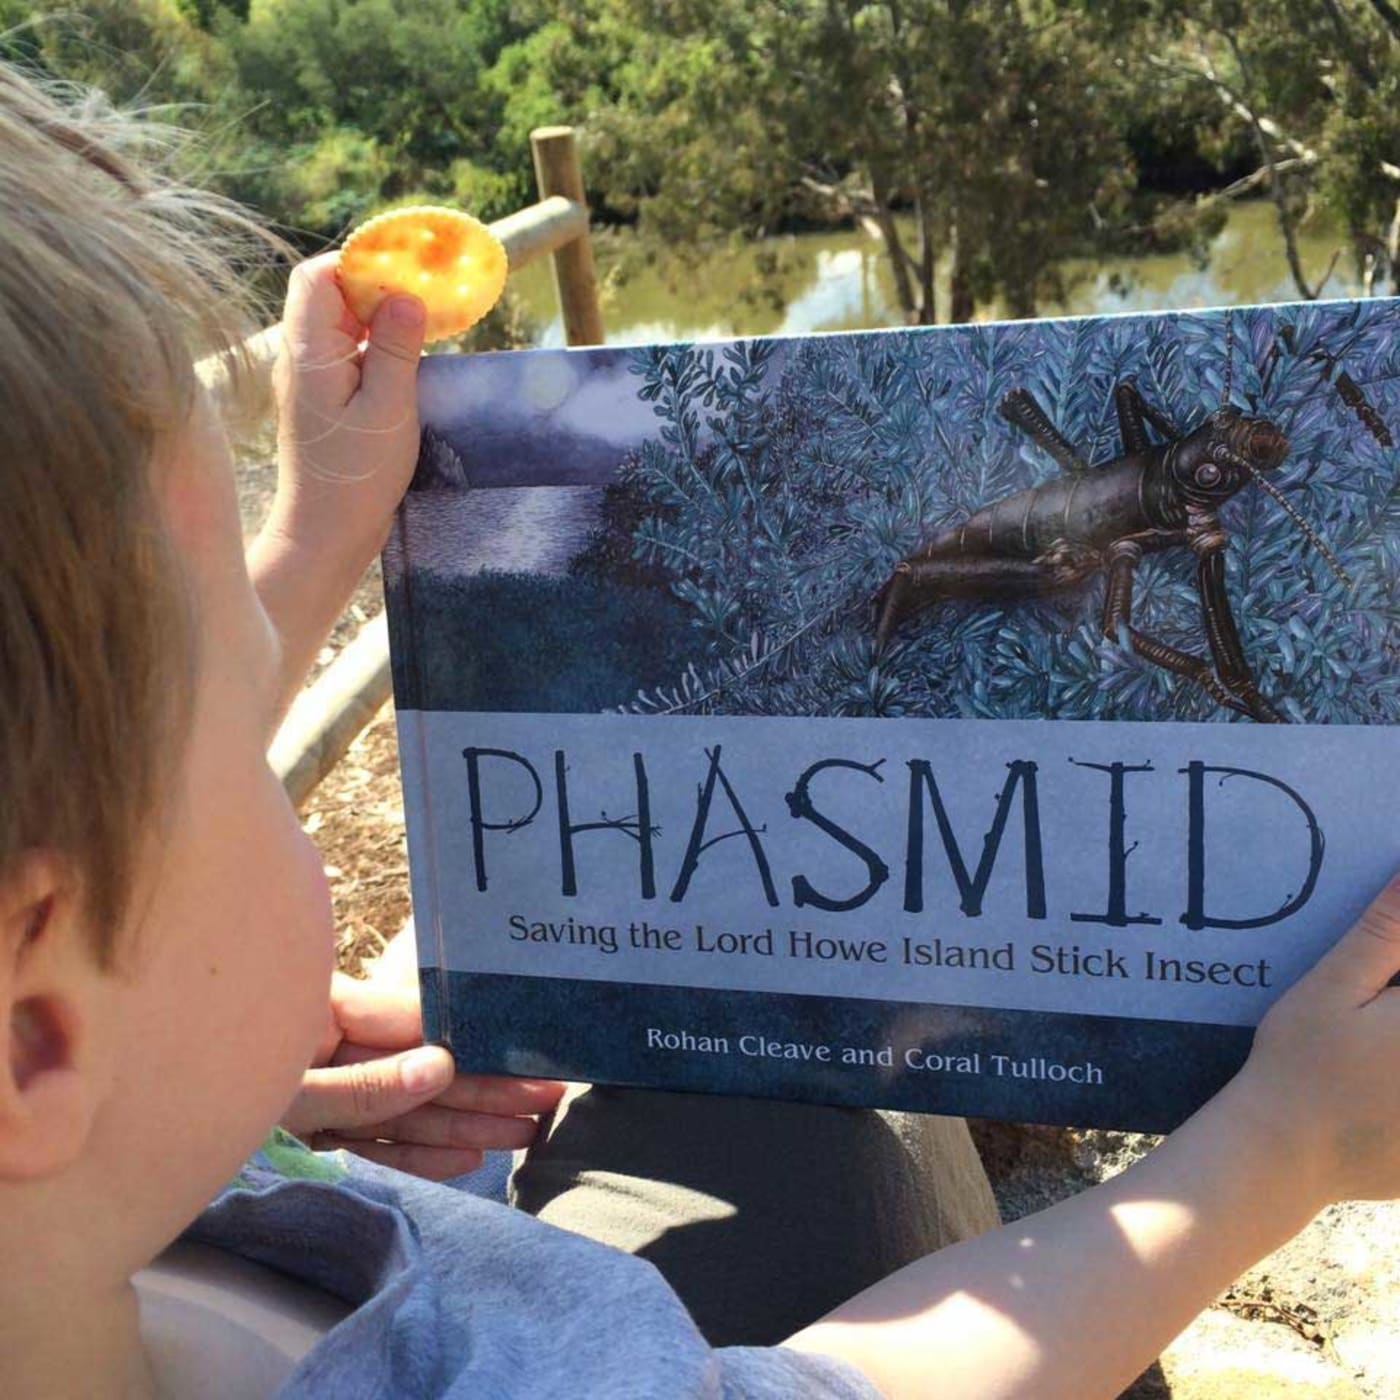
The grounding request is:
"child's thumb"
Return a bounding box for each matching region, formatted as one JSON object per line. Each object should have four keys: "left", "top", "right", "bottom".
{"left": 1298, "top": 874, "right": 1400, "bottom": 1005}
{"left": 285, "top": 1045, "right": 454, "bottom": 1137}
{"left": 359, "top": 294, "right": 427, "bottom": 416}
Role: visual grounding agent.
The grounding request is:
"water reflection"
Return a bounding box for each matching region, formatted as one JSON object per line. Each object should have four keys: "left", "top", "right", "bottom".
{"left": 778, "top": 247, "right": 874, "bottom": 335}
{"left": 507, "top": 201, "right": 1365, "bottom": 347}
{"left": 400, "top": 486, "right": 602, "bottom": 579}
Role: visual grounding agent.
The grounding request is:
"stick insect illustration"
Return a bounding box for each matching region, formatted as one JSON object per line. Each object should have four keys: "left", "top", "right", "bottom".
{"left": 873, "top": 316, "right": 1357, "bottom": 723}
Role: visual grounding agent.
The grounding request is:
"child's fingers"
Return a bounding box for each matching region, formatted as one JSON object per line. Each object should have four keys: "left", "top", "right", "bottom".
{"left": 285, "top": 1045, "right": 455, "bottom": 1138}
{"left": 330, "top": 1139, "right": 485, "bottom": 1182}
{"left": 1296, "top": 875, "right": 1400, "bottom": 1006}
{"left": 328, "top": 1103, "right": 540, "bottom": 1153}
{"left": 429, "top": 1072, "right": 567, "bottom": 1118}
{"left": 356, "top": 294, "right": 426, "bottom": 419}
{"left": 326, "top": 971, "right": 422, "bottom": 1051}
{"left": 281, "top": 253, "right": 361, "bottom": 365}
{"left": 329, "top": 1039, "right": 564, "bottom": 1117}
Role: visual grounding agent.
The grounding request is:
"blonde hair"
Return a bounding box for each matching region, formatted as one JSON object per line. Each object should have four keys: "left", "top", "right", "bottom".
{"left": 0, "top": 64, "right": 281, "bottom": 957}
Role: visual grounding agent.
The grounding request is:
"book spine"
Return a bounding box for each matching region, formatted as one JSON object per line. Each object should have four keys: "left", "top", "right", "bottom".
{"left": 387, "top": 501, "right": 453, "bottom": 1049}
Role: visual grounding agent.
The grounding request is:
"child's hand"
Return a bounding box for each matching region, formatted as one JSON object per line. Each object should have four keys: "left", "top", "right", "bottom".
{"left": 268, "top": 251, "right": 428, "bottom": 572}
{"left": 248, "top": 252, "right": 429, "bottom": 721}
{"left": 282, "top": 970, "right": 565, "bottom": 1180}
{"left": 1232, "top": 874, "right": 1400, "bottom": 1208}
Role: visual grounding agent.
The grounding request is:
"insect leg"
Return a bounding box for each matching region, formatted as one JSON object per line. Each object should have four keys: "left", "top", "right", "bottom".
{"left": 875, "top": 551, "right": 1088, "bottom": 654}
{"left": 1102, "top": 539, "right": 1145, "bottom": 633}
{"left": 1133, "top": 394, "right": 1179, "bottom": 443}
{"left": 1335, "top": 371, "right": 1395, "bottom": 446}
{"left": 1114, "top": 378, "right": 1153, "bottom": 454}
{"left": 1099, "top": 535, "right": 1266, "bottom": 720}
{"left": 999, "top": 389, "right": 1091, "bottom": 474}
{"left": 874, "top": 565, "right": 914, "bottom": 654}
{"left": 1114, "top": 378, "right": 1179, "bottom": 453}
{"left": 1195, "top": 544, "right": 1286, "bottom": 723}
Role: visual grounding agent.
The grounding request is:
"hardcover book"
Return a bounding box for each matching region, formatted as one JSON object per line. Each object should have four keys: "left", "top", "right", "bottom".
{"left": 384, "top": 297, "right": 1400, "bottom": 1132}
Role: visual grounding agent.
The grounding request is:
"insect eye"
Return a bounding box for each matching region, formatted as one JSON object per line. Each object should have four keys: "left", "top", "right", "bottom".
{"left": 1196, "top": 463, "right": 1222, "bottom": 487}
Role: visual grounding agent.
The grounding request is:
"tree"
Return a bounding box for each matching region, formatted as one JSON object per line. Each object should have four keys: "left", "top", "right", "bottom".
{"left": 1085, "top": 0, "right": 1400, "bottom": 297}
{"left": 0, "top": 0, "right": 229, "bottom": 112}
{"left": 11, "top": 0, "right": 1398, "bottom": 308}
{"left": 512, "top": 2, "right": 1134, "bottom": 323}
{"left": 798, "top": 3, "right": 1142, "bottom": 321}
{"left": 220, "top": 0, "right": 534, "bottom": 238}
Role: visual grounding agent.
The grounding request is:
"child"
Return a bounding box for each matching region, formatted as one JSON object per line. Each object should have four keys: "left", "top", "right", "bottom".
{"left": 1, "top": 66, "right": 1397, "bottom": 1399}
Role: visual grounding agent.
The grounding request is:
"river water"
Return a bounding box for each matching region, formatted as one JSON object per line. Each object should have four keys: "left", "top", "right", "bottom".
{"left": 507, "top": 200, "right": 1370, "bottom": 347}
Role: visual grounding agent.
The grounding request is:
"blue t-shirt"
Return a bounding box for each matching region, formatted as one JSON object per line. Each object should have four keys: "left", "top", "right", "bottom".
{"left": 183, "top": 1138, "right": 879, "bottom": 1399}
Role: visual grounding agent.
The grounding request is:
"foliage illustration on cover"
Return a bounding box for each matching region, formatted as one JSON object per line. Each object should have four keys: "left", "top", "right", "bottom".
{"left": 595, "top": 303, "right": 1400, "bottom": 724}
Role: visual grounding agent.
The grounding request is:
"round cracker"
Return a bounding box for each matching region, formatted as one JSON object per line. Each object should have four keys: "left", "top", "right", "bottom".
{"left": 339, "top": 206, "right": 507, "bottom": 342}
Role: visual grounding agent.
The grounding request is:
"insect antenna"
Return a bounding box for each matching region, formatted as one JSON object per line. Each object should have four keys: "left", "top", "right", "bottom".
{"left": 1240, "top": 460, "right": 1352, "bottom": 586}
{"left": 1222, "top": 308, "right": 1234, "bottom": 408}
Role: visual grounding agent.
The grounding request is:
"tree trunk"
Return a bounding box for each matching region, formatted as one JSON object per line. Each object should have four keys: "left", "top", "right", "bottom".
{"left": 888, "top": 0, "right": 934, "bottom": 323}
{"left": 1388, "top": 195, "right": 1400, "bottom": 297}
{"left": 1223, "top": 34, "right": 1324, "bottom": 301}
{"left": 1319, "top": 0, "right": 1378, "bottom": 88}
{"left": 949, "top": 218, "right": 975, "bottom": 324}
{"left": 1006, "top": 287, "right": 1038, "bottom": 320}
{"left": 1368, "top": 0, "right": 1400, "bottom": 44}
{"left": 869, "top": 162, "right": 918, "bottom": 320}
{"left": 914, "top": 184, "right": 937, "bottom": 324}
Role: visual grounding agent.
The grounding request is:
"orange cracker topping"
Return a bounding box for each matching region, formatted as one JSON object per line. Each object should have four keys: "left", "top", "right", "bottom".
{"left": 338, "top": 206, "right": 507, "bottom": 342}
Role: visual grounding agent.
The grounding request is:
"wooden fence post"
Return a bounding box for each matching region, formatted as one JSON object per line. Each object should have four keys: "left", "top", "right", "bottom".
{"left": 530, "top": 125, "right": 605, "bottom": 346}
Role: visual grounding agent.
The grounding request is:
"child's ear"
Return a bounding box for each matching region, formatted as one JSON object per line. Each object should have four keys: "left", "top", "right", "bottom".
{"left": 0, "top": 851, "right": 103, "bottom": 1180}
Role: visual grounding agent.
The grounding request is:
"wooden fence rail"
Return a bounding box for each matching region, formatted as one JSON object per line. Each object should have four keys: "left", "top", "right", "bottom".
{"left": 212, "top": 127, "right": 604, "bottom": 806}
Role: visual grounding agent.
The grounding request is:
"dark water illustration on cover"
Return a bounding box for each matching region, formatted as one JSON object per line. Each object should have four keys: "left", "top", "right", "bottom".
{"left": 385, "top": 300, "right": 1400, "bottom": 1131}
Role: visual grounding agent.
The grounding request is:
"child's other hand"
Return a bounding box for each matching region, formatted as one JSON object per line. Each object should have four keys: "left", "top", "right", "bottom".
{"left": 269, "top": 251, "right": 427, "bottom": 572}
{"left": 1234, "top": 874, "right": 1400, "bottom": 1207}
{"left": 282, "top": 970, "right": 565, "bottom": 1180}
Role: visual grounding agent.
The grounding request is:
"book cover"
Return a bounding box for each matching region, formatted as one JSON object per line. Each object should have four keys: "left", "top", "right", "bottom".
{"left": 384, "top": 298, "right": 1400, "bottom": 1132}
